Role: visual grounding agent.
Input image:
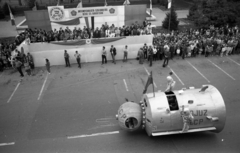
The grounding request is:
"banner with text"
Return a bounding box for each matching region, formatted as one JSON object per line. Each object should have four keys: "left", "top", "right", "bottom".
{"left": 68, "top": 6, "right": 118, "bottom": 19}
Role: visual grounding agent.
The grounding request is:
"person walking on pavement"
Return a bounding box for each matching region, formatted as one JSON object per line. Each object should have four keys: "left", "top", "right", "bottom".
{"left": 123, "top": 45, "right": 128, "bottom": 62}
{"left": 102, "top": 46, "right": 107, "bottom": 64}
{"left": 45, "top": 58, "right": 51, "bottom": 74}
{"left": 74, "top": 51, "right": 81, "bottom": 68}
{"left": 110, "top": 45, "right": 116, "bottom": 64}
{"left": 15, "top": 58, "right": 24, "bottom": 77}
{"left": 64, "top": 50, "right": 71, "bottom": 67}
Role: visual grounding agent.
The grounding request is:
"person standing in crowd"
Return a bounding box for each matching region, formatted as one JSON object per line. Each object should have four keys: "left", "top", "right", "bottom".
{"left": 45, "top": 58, "right": 51, "bottom": 74}
{"left": 27, "top": 52, "right": 34, "bottom": 74}
{"left": 138, "top": 48, "right": 144, "bottom": 64}
{"left": 182, "top": 43, "right": 187, "bottom": 59}
{"left": 110, "top": 45, "right": 117, "bottom": 64}
{"left": 74, "top": 51, "right": 81, "bottom": 68}
{"left": 163, "top": 44, "right": 170, "bottom": 67}
{"left": 148, "top": 46, "right": 153, "bottom": 67}
{"left": 123, "top": 45, "right": 128, "bottom": 62}
{"left": 15, "top": 58, "right": 24, "bottom": 77}
{"left": 143, "top": 43, "right": 148, "bottom": 59}
{"left": 24, "top": 62, "right": 31, "bottom": 76}
{"left": 102, "top": 46, "right": 107, "bottom": 64}
{"left": 64, "top": 50, "right": 71, "bottom": 67}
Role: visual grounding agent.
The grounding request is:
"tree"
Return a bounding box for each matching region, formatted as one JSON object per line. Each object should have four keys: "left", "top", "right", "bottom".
{"left": 25, "top": 0, "right": 36, "bottom": 8}
{"left": 162, "top": 7, "right": 179, "bottom": 31}
{"left": 18, "top": 0, "right": 22, "bottom": 6}
{"left": 188, "top": 0, "right": 240, "bottom": 28}
{"left": 0, "top": 6, "right": 5, "bottom": 19}
{"left": 3, "top": 3, "right": 15, "bottom": 15}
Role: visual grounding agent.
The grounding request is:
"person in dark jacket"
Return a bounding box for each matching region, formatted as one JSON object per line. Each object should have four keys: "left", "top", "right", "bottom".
{"left": 64, "top": 50, "right": 71, "bottom": 67}
{"left": 163, "top": 50, "right": 170, "bottom": 67}
{"left": 110, "top": 45, "right": 117, "bottom": 64}
{"left": 15, "top": 58, "right": 24, "bottom": 77}
{"left": 45, "top": 58, "right": 51, "bottom": 74}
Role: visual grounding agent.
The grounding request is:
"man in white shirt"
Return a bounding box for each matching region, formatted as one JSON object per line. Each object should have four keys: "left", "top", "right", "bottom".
{"left": 102, "top": 46, "right": 107, "bottom": 64}
{"left": 74, "top": 51, "right": 81, "bottom": 68}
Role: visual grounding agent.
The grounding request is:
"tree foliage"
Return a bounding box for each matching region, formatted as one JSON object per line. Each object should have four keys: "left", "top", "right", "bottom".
{"left": 188, "top": 0, "right": 240, "bottom": 28}
{"left": 3, "top": 3, "right": 15, "bottom": 15}
{"left": 162, "top": 7, "right": 179, "bottom": 30}
{"left": 25, "top": 0, "right": 36, "bottom": 9}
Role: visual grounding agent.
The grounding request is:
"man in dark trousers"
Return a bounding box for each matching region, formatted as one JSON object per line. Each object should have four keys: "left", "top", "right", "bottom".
{"left": 148, "top": 46, "right": 153, "bottom": 67}
{"left": 74, "top": 51, "right": 81, "bottom": 68}
{"left": 102, "top": 46, "right": 107, "bottom": 64}
{"left": 15, "top": 58, "right": 24, "bottom": 77}
{"left": 143, "top": 43, "right": 148, "bottom": 59}
{"left": 64, "top": 50, "right": 71, "bottom": 67}
{"left": 163, "top": 48, "right": 170, "bottom": 67}
{"left": 110, "top": 45, "right": 116, "bottom": 64}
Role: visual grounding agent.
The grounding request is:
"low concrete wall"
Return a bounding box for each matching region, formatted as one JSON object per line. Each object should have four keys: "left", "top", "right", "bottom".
{"left": 19, "top": 35, "right": 153, "bottom": 67}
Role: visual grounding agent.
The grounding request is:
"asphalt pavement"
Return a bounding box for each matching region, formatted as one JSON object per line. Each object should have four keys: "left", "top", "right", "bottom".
{"left": 0, "top": 55, "right": 240, "bottom": 153}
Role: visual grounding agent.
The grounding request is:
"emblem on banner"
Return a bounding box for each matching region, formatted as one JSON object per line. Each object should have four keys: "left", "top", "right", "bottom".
{"left": 49, "top": 7, "right": 65, "bottom": 21}
{"left": 86, "top": 39, "right": 91, "bottom": 44}
{"left": 71, "top": 10, "right": 77, "bottom": 16}
{"left": 109, "top": 8, "right": 115, "bottom": 14}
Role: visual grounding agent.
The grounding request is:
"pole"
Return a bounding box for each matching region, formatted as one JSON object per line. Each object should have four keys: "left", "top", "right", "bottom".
{"left": 168, "top": 7, "right": 171, "bottom": 32}
{"left": 151, "top": 71, "right": 155, "bottom": 97}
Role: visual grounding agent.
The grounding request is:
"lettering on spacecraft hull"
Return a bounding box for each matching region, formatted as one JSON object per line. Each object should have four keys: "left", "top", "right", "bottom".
{"left": 180, "top": 110, "right": 208, "bottom": 125}
{"left": 190, "top": 110, "right": 208, "bottom": 116}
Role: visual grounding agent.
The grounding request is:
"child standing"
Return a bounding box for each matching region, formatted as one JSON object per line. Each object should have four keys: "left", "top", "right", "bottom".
{"left": 45, "top": 59, "right": 50, "bottom": 74}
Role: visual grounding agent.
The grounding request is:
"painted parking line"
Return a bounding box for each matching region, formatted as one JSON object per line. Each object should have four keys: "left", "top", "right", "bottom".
{"left": 7, "top": 82, "right": 20, "bottom": 103}
{"left": 67, "top": 131, "right": 119, "bottom": 139}
{"left": 208, "top": 59, "right": 236, "bottom": 80}
{"left": 227, "top": 57, "right": 240, "bottom": 66}
{"left": 187, "top": 61, "right": 210, "bottom": 83}
{"left": 37, "top": 73, "right": 49, "bottom": 100}
{"left": 123, "top": 79, "right": 129, "bottom": 91}
{"left": 0, "top": 142, "right": 15, "bottom": 147}
{"left": 168, "top": 66, "right": 185, "bottom": 86}
{"left": 143, "top": 65, "right": 157, "bottom": 88}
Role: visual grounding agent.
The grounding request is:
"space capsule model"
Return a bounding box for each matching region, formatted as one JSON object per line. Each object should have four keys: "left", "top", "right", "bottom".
{"left": 116, "top": 85, "right": 226, "bottom": 136}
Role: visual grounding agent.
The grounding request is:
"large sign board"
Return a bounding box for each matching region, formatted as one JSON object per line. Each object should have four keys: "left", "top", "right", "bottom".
{"left": 68, "top": 6, "right": 118, "bottom": 19}
{"left": 48, "top": 6, "right": 65, "bottom": 21}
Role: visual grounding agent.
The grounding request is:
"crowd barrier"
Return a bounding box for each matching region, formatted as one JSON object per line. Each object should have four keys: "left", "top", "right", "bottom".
{"left": 17, "top": 35, "right": 153, "bottom": 67}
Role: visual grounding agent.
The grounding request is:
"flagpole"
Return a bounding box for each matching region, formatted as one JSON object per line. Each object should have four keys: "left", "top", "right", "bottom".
{"left": 168, "top": 6, "right": 171, "bottom": 31}
{"left": 151, "top": 71, "right": 155, "bottom": 97}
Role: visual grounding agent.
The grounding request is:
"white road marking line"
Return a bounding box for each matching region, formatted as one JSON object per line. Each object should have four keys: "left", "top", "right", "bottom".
{"left": 187, "top": 61, "right": 210, "bottom": 83}
{"left": 208, "top": 59, "right": 236, "bottom": 80}
{"left": 67, "top": 131, "right": 119, "bottom": 139}
{"left": 143, "top": 65, "right": 157, "bottom": 88}
{"left": 0, "top": 142, "right": 15, "bottom": 147}
{"left": 168, "top": 66, "right": 185, "bottom": 85}
{"left": 123, "top": 79, "right": 129, "bottom": 91}
{"left": 227, "top": 57, "right": 240, "bottom": 66}
{"left": 7, "top": 82, "right": 20, "bottom": 103}
{"left": 38, "top": 73, "right": 49, "bottom": 100}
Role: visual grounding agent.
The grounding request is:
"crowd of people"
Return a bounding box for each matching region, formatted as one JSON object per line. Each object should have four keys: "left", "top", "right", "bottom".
{"left": 0, "top": 22, "right": 240, "bottom": 78}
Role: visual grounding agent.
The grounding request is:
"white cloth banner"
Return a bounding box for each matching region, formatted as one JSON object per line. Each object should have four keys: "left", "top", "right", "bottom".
{"left": 168, "top": 0, "right": 172, "bottom": 9}
{"left": 68, "top": 6, "right": 118, "bottom": 19}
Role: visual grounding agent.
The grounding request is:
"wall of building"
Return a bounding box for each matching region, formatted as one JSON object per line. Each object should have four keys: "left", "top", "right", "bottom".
{"left": 18, "top": 35, "right": 153, "bottom": 67}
